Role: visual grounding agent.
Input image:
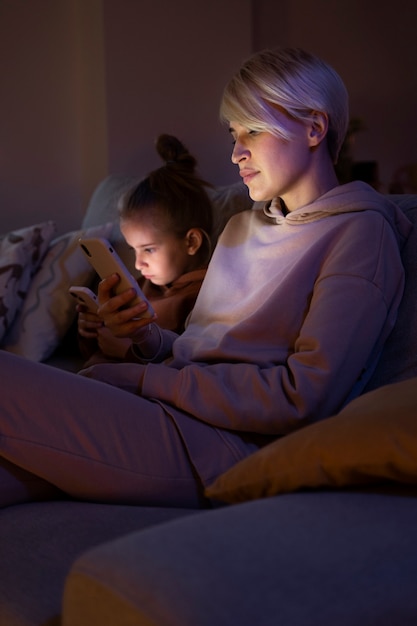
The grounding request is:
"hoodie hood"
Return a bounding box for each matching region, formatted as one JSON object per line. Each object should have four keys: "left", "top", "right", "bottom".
{"left": 264, "top": 181, "right": 412, "bottom": 249}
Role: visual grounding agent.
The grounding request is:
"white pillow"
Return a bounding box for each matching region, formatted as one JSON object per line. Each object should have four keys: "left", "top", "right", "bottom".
{"left": 0, "top": 221, "right": 56, "bottom": 342}
{"left": 2, "top": 222, "right": 113, "bottom": 361}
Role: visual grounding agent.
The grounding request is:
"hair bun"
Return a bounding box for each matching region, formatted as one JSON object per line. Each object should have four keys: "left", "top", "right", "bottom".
{"left": 155, "top": 134, "right": 197, "bottom": 173}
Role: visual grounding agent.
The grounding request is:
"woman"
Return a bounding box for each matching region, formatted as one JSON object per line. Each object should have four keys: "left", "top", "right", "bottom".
{"left": 0, "top": 47, "right": 411, "bottom": 509}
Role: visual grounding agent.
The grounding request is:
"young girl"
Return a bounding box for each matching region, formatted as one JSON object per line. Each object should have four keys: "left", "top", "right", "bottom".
{"left": 77, "top": 134, "right": 213, "bottom": 364}
{"left": 0, "top": 47, "right": 411, "bottom": 509}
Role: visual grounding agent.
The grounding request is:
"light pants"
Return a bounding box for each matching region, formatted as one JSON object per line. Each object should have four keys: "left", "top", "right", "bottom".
{"left": 0, "top": 352, "right": 234, "bottom": 509}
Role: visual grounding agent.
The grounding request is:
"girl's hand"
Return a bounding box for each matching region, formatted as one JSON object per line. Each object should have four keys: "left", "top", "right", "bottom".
{"left": 97, "top": 274, "right": 157, "bottom": 339}
{"left": 96, "top": 326, "right": 132, "bottom": 359}
{"left": 77, "top": 305, "right": 104, "bottom": 339}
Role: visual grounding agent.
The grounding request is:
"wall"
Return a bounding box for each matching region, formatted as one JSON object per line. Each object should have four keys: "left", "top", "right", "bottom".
{"left": 0, "top": 0, "right": 252, "bottom": 235}
{"left": 252, "top": 0, "right": 417, "bottom": 189}
{"left": 1, "top": 1, "right": 77, "bottom": 233}
{"left": 1, "top": 0, "right": 416, "bottom": 236}
{"left": 101, "top": 0, "right": 252, "bottom": 186}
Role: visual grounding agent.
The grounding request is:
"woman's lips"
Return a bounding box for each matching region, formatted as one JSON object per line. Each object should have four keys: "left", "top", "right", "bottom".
{"left": 240, "top": 169, "right": 258, "bottom": 185}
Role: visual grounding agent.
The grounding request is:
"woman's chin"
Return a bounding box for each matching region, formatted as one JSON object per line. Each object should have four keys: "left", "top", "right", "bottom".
{"left": 248, "top": 190, "right": 273, "bottom": 203}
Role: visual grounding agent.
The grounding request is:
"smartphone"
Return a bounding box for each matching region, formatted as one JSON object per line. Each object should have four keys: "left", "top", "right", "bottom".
{"left": 78, "top": 237, "right": 155, "bottom": 319}
{"left": 69, "top": 285, "right": 99, "bottom": 313}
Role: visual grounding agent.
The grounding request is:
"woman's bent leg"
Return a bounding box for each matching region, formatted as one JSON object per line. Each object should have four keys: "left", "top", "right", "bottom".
{"left": 0, "top": 457, "right": 66, "bottom": 507}
{"left": 0, "top": 352, "right": 203, "bottom": 508}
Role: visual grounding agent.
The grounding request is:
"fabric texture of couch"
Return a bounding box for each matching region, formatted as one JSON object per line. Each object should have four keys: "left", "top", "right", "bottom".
{"left": 0, "top": 179, "right": 416, "bottom": 626}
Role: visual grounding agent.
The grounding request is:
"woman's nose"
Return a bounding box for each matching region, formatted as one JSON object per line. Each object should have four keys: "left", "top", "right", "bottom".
{"left": 231, "top": 141, "right": 248, "bottom": 164}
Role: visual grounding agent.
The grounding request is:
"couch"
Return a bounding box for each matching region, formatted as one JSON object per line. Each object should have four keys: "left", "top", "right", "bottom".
{"left": 0, "top": 178, "right": 416, "bottom": 626}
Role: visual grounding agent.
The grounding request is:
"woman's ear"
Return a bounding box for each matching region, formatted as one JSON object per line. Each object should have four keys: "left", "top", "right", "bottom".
{"left": 308, "top": 111, "right": 329, "bottom": 147}
{"left": 185, "top": 228, "right": 203, "bottom": 255}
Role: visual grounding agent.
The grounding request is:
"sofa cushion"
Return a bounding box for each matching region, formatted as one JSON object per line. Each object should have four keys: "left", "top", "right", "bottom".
{"left": 0, "top": 221, "right": 56, "bottom": 342}
{"left": 2, "top": 222, "right": 113, "bottom": 362}
{"left": 81, "top": 175, "right": 142, "bottom": 274}
{"left": 207, "top": 181, "right": 253, "bottom": 242}
{"left": 63, "top": 489, "right": 417, "bottom": 626}
{"left": 206, "top": 376, "right": 417, "bottom": 504}
{"left": 81, "top": 175, "right": 140, "bottom": 230}
{"left": 0, "top": 500, "right": 194, "bottom": 626}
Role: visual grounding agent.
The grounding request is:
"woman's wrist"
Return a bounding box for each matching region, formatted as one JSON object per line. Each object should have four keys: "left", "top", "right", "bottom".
{"left": 130, "top": 323, "right": 162, "bottom": 360}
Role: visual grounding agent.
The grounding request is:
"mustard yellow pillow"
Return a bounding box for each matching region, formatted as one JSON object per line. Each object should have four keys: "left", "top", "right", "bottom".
{"left": 206, "top": 377, "right": 417, "bottom": 503}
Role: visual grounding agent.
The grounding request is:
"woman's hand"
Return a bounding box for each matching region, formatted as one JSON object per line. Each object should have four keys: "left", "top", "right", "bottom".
{"left": 97, "top": 274, "right": 157, "bottom": 340}
{"left": 78, "top": 361, "right": 145, "bottom": 394}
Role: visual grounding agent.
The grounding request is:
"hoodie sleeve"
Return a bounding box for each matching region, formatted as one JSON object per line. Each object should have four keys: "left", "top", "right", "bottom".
{"left": 140, "top": 214, "right": 406, "bottom": 435}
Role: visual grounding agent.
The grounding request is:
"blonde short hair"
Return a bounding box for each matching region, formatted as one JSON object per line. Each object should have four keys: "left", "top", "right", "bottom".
{"left": 220, "top": 47, "right": 349, "bottom": 163}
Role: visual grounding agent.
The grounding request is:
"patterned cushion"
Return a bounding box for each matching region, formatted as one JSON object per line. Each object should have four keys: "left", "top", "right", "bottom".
{"left": 2, "top": 222, "right": 113, "bottom": 361}
{"left": 0, "top": 221, "right": 56, "bottom": 342}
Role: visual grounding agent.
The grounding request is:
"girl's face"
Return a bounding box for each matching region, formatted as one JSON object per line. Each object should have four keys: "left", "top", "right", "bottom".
{"left": 120, "top": 218, "right": 197, "bottom": 286}
{"left": 229, "top": 113, "right": 323, "bottom": 211}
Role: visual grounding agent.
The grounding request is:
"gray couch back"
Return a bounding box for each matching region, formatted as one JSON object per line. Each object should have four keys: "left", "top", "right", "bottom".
{"left": 365, "top": 194, "right": 417, "bottom": 390}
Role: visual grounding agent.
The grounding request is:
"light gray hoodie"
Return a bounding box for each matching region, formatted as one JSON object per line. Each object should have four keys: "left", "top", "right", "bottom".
{"left": 141, "top": 182, "right": 411, "bottom": 479}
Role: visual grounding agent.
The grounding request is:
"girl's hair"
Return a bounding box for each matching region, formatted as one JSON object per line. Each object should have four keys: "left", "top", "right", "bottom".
{"left": 220, "top": 47, "right": 349, "bottom": 163}
{"left": 119, "top": 134, "right": 213, "bottom": 262}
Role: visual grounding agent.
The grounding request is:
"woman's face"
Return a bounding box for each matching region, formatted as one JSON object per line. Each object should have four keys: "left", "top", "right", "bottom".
{"left": 229, "top": 115, "right": 317, "bottom": 211}
{"left": 120, "top": 218, "right": 194, "bottom": 286}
